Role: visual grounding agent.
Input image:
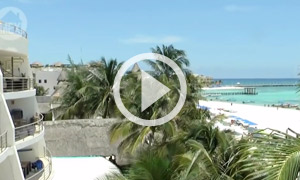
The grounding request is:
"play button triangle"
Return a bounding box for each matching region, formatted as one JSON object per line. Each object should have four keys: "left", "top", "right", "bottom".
{"left": 141, "top": 70, "right": 170, "bottom": 112}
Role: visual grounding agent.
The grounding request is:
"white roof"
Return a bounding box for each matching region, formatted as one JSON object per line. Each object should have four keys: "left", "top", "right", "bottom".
{"left": 52, "top": 156, "right": 120, "bottom": 180}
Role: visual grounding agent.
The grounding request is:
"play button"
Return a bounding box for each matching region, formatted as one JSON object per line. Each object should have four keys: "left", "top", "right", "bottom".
{"left": 113, "top": 53, "right": 187, "bottom": 126}
{"left": 141, "top": 70, "right": 170, "bottom": 111}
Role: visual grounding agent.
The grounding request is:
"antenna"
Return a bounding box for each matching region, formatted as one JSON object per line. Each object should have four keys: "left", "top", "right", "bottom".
{"left": 80, "top": 47, "right": 83, "bottom": 62}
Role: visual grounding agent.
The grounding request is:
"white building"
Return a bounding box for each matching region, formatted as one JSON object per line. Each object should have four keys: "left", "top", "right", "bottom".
{"left": 31, "top": 68, "right": 62, "bottom": 96}
{"left": 0, "top": 21, "right": 53, "bottom": 179}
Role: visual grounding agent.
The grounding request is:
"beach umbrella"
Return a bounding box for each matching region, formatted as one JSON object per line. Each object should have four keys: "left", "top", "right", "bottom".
{"left": 243, "top": 119, "right": 257, "bottom": 126}
{"left": 229, "top": 115, "right": 257, "bottom": 126}
{"left": 197, "top": 105, "right": 211, "bottom": 110}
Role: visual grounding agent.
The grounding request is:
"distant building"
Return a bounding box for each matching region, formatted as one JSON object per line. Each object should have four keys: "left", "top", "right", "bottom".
{"left": 30, "top": 62, "right": 70, "bottom": 120}
{"left": 53, "top": 62, "right": 63, "bottom": 67}
{"left": 30, "top": 61, "right": 43, "bottom": 68}
{"left": 31, "top": 62, "right": 69, "bottom": 96}
{"left": 34, "top": 69, "right": 61, "bottom": 95}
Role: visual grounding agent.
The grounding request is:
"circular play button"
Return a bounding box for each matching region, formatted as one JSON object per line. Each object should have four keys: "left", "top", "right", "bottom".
{"left": 113, "top": 53, "right": 187, "bottom": 126}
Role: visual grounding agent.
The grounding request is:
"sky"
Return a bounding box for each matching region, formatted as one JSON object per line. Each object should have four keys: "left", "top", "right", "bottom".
{"left": 0, "top": 0, "right": 300, "bottom": 78}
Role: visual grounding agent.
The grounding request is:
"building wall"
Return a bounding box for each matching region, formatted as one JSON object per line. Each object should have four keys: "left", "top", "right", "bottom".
{"left": 6, "top": 96, "right": 38, "bottom": 120}
{"left": 0, "top": 94, "right": 15, "bottom": 146}
{"left": 0, "top": 33, "right": 28, "bottom": 56}
{"left": 34, "top": 70, "right": 61, "bottom": 95}
{"left": 44, "top": 119, "right": 127, "bottom": 164}
{"left": 0, "top": 152, "right": 24, "bottom": 180}
{"left": 0, "top": 157, "right": 13, "bottom": 180}
{"left": 18, "top": 141, "right": 45, "bottom": 162}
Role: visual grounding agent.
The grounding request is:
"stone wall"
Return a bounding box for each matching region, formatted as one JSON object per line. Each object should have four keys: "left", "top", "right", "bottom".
{"left": 44, "top": 119, "right": 124, "bottom": 163}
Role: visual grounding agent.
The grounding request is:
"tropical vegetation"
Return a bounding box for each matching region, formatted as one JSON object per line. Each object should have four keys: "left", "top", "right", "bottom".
{"left": 57, "top": 45, "right": 300, "bottom": 179}
{"left": 35, "top": 84, "right": 49, "bottom": 96}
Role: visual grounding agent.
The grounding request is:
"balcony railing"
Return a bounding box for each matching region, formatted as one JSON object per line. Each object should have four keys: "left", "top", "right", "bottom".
{"left": 0, "top": 21, "right": 28, "bottom": 39}
{"left": 0, "top": 131, "right": 8, "bottom": 154}
{"left": 15, "top": 114, "right": 44, "bottom": 141}
{"left": 25, "top": 148, "right": 53, "bottom": 180}
{"left": 3, "top": 77, "right": 34, "bottom": 92}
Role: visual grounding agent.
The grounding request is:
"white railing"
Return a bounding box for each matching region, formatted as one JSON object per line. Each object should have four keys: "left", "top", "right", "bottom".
{"left": 15, "top": 114, "right": 44, "bottom": 141}
{"left": 0, "top": 21, "right": 27, "bottom": 39}
{"left": 0, "top": 131, "right": 7, "bottom": 153}
{"left": 26, "top": 148, "right": 53, "bottom": 180}
{"left": 3, "top": 77, "right": 34, "bottom": 92}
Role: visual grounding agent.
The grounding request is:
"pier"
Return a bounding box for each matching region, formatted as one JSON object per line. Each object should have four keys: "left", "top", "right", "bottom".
{"left": 236, "top": 84, "right": 297, "bottom": 87}
{"left": 203, "top": 87, "right": 258, "bottom": 96}
{"left": 203, "top": 83, "right": 298, "bottom": 97}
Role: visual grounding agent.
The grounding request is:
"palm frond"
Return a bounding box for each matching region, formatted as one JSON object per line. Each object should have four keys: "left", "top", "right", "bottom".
{"left": 239, "top": 131, "right": 300, "bottom": 180}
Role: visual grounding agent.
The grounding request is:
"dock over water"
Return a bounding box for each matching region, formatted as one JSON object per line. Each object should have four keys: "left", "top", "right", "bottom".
{"left": 203, "top": 87, "right": 258, "bottom": 96}
{"left": 237, "top": 84, "right": 297, "bottom": 87}
{"left": 203, "top": 83, "right": 298, "bottom": 97}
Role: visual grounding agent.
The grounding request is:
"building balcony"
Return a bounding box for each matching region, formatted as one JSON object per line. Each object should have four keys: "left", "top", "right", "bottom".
{"left": 0, "top": 131, "right": 8, "bottom": 154}
{"left": 22, "top": 148, "right": 53, "bottom": 180}
{"left": 15, "top": 114, "right": 44, "bottom": 143}
{"left": 0, "top": 21, "right": 27, "bottom": 39}
{"left": 0, "top": 21, "right": 28, "bottom": 56}
{"left": 3, "top": 77, "right": 36, "bottom": 99}
{"left": 3, "top": 77, "right": 33, "bottom": 92}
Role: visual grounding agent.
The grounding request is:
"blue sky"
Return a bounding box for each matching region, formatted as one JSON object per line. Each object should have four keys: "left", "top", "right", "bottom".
{"left": 1, "top": 0, "right": 300, "bottom": 78}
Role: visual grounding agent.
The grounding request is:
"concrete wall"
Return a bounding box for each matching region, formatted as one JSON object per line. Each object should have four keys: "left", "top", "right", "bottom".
{"left": 44, "top": 119, "right": 125, "bottom": 163}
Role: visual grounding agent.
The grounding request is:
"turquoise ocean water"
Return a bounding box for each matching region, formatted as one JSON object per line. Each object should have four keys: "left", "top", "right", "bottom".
{"left": 204, "top": 79, "right": 300, "bottom": 106}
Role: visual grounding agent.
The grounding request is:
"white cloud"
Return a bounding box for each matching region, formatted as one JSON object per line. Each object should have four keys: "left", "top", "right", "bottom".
{"left": 224, "top": 5, "right": 255, "bottom": 12}
{"left": 121, "top": 35, "right": 183, "bottom": 44}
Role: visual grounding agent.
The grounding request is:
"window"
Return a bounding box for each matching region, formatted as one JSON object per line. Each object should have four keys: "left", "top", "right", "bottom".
{"left": 44, "top": 79, "right": 47, "bottom": 83}
{"left": 38, "top": 80, "right": 41, "bottom": 83}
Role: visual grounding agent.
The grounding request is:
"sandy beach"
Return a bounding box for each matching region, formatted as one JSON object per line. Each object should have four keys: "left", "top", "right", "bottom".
{"left": 199, "top": 100, "right": 300, "bottom": 134}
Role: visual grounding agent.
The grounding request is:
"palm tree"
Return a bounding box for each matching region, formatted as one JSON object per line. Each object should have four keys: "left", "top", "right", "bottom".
{"left": 239, "top": 129, "right": 300, "bottom": 180}
{"left": 109, "top": 50, "right": 204, "bottom": 155}
{"left": 35, "top": 85, "right": 49, "bottom": 96}
{"left": 109, "top": 62, "right": 208, "bottom": 152}
{"left": 148, "top": 45, "right": 190, "bottom": 77}
{"left": 169, "top": 117, "right": 247, "bottom": 180}
{"left": 108, "top": 119, "right": 242, "bottom": 180}
{"left": 86, "top": 57, "right": 123, "bottom": 118}
{"left": 56, "top": 56, "right": 90, "bottom": 119}
{"left": 56, "top": 57, "right": 122, "bottom": 119}
{"left": 109, "top": 73, "right": 179, "bottom": 154}
{"left": 100, "top": 148, "right": 173, "bottom": 180}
